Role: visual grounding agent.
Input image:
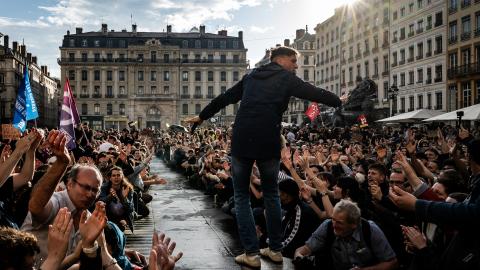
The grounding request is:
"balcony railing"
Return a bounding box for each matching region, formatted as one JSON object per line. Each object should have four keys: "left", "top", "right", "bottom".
{"left": 92, "top": 94, "right": 102, "bottom": 98}
{"left": 416, "top": 55, "right": 423, "bottom": 60}
{"left": 392, "top": 62, "right": 398, "bottom": 67}
{"left": 448, "top": 6, "right": 457, "bottom": 14}
{"left": 417, "top": 28, "right": 424, "bottom": 34}
{"left": 117, "top": 94, "right": 128, "bottom": 98}
{"left": 382, "top": 42, "right": 389, "bottom": 49}
{"left": 449, "top": 36, "right": 458, "bottom": 44}
{"left": 434, "top": 49, "right": 442, "bottom": 55}
{"left": 435, "top": 21, "right": 443, "bottom": 27}
{"left": 475, "top": 28, "right": 480, "bottom": 37}
{"left": 180, "top": 94, "right": 190, "bottom": 99}
{"left": 407, "top": 57, "right": 414, "bottom": 63}
{"left": 461, "top": 0, "right": 471, "bottom": 8}
{"left": 57, "top": 57, "right": 247, "bottom": 65}
{"left": 392, "top": 38, "right": 398, "bottom": 43}
{"left": 447, "top": 62, "right": 480, "bottom": 79}
{"left": 79, "top": 94, "right": 89, "bottom": 98}
{"left": 105, "top": 94, "right": 114, "bottom": 98}
{"left": 408, "top": 32, "right": 414, "bottom": 38}
{"left": 461, "top": 32, "right": 471, "bottom": 41}
{"left": 193, "top": 94, "right": 203, "bottom": 99}
{"left": 426, "top": 79, "right": 432, "bottom": 84}
{"left": 426, "top": 51, "right": 432, "bottom": 57}
{"left": 399, "top": 60, "right": 405, "bottom": 65}
{"left": 426, "top": 24, "right": 432, "bottom": 30}
{"left": 382, "top": 71, "right": 389, "bottom": 76}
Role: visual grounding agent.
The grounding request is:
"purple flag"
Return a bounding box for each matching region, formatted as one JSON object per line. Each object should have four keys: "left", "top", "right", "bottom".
{"left": 66, "top": 78, "right": 80, "bottom": 125}
{"left": 59, "top": 79, "right": 76, "bottom": 149}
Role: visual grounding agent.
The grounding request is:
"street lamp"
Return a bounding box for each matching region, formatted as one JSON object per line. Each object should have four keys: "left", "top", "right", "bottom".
{"left": 388, "top": 84, "right": 399, "bottom": 117}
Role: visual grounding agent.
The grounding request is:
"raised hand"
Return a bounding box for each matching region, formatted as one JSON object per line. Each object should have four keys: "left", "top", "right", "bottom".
{"left": 45, "top": 130, "right": 70, "bottom": 164}
{"left": 300, "top": 186, "right": 312, "bottom": 201}
{"left": 389, "top": 186, "right": 417, "bottom": 211}
{"left": 46, "top": 208, "right": 73, "bottom": 262}
{"left": 149, "top": 231, "right": 183, "bottom": 270}
{"left": 79, "top": 201, "right": 107, "bottom": 248}
{"left": 15, "top": 132, "right": 35, "bottom": 154}
{"left": 401, "top": 225, "right": 427, "bottom": 250}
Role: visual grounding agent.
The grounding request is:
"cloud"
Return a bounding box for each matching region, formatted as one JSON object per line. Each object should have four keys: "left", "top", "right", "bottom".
{"left": 0, "top": 17, "right": 50, "bottom": 28}
{"left": 249, "top": 25, "right": 273, "bottom": 33}
{"left": 38, "top": 0, "right": 97, "bottom": 27}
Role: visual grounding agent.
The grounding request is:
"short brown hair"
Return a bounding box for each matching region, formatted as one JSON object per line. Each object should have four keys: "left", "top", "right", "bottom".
{"left": 270, "top": 46, "right": 298, "bottom": 61}
{"left": 0, "top": 226, "right": 40, "bottom": 269}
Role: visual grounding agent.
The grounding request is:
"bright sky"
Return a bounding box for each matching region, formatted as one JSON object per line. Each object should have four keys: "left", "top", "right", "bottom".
{"left": 0, "top": 0, "right": 354, "bottom": 78}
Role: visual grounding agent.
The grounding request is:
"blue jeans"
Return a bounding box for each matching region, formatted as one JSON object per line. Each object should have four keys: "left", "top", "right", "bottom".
{"left": 231, "top": 156, "right": 282, "bottom": 255}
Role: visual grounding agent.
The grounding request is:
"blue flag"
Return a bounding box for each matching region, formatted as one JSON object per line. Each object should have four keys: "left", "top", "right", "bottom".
{"left": 12, "top": 65, "right": 38, "bottom": 132}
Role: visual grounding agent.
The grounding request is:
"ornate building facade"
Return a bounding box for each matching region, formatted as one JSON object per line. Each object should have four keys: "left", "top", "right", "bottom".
{"left": 59, "top": 24, "right": 248, "bottom": 130}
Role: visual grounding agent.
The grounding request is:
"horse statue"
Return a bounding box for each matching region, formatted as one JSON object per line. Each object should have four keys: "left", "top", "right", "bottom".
{"left": 331, "top": 78, "right": 377, "bottom": 127}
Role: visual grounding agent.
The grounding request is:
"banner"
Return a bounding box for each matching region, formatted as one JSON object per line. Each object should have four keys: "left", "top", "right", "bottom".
{"left": 59, "top": 79, "right": 77, "bottom": 149}
{"left": 13, "top": 64, "right": 38, "bottom": 132}
{"left": 305, "top": 102, "right": 320, "bottom": 122}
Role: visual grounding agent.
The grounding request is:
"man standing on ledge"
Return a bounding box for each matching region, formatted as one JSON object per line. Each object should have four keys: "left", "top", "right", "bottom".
{"left": 186, "top": 46, "right": 344, "bottom": 268}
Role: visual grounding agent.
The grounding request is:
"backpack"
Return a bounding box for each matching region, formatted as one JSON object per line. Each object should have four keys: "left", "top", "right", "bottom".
{"left": 313, "top": 218, "right": 375, "bottom": 269}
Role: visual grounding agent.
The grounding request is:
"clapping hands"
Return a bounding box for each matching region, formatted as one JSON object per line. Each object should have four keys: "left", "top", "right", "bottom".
{"left": 149, "top": 231, "right": 183, "bottom": 270}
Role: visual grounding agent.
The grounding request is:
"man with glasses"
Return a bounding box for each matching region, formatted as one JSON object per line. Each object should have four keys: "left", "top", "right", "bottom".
{"left": 22, "top": 130, "right": 103, "bottom": 266}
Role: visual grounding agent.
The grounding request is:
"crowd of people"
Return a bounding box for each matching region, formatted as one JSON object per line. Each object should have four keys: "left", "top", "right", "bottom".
{"left": 161, "top": 122, "right": 480, "bottom": 270}
{"left": 0, "top": 124, "right": 182, "bottom": 270}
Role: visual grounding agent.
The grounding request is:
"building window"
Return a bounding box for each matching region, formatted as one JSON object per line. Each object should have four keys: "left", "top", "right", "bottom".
{"left": 119, "top": 70, "right": 125, "bottom": 81}
{"left": 435, "top": 65, "right": 442, "bottom": 82}
{"left": 69, "top": 70, "right": 75, "bottom": 80}
{"left": 94, "top": 53, "right": 100, "bottom": 62}
{"left": 364, "top": 61, "right": 369, "bottom": 78}
{"left": 195, "top": 104, "right": 201, "bottom": 114}
{"left": 82, "top": 53, "right": 87, "bottom": 62}
{"left": 163, "top": 71, "right": 170, "bottom": 81}
{"left": 462, "top": 15, "right": 471, "bottom": 35}
{"left": 138, "top": 71, "right": 144, "bottom": 81}
{"left": 220, "top": 40, "right": 226, "bottom": 49}
{"left": 182, "top": 40, "right": 188, "bottom": 48}
{"left": 107, "top": 104, "right": 113, "bottom": 115}
{"left": 195, "top": 86, "right": 201, "bottom": 98}
{"left": 195, "top": 40, "right": 201, "bottom": 48}
{"left": 94, "top": 86, "right": 100, "bottom": 96}
{"left": 94, "top": 40, "right": 100, "bottom": 47}
{"left": 233, "top": 40, "right": 239, "bottom": 49}
{"left": 400, "top": 73, "right": 405, "bottom": 86}
{"left": 220, "top": 71, "right": 226, "bottom": 81}
{"left": 409, "top": 96, "right": 414, "bottom": 111}
{"left": 151, "top": 71, "right": 157, "bottom": 81}
{"left": 119, "top": 104, "right": 125, "bottom": 115}
{"left": 463, "top": 82, "right": 471, "bottom": 107}
{"left": 182, "top": 104, "right": 189, "bottom": 115}
{"left": 119, "top": 86, "right": 126, "bottom": 96}
{"left": 164, "top": 54, "right": 169, "bottom": 63}
{"left": 94, "top": 104, "right": 100, "bottom": 115}
{"left": 107, "top": 86, "right": 113, "bottom": 97}
{"left": 208, "top": 71, "right": 214, "bottom": 81}
{"left": 409, "top": 71, "right": 414, "bottom": 85}
{"left": 81, "top": 104, "right": 88, "bottom": 115}
{"left": 221, "top": 86, "right": 226, "bottom": 94}
{"left": 418, "top": 95, "right": 423, "bottom": 109}
{"left": 81, "top": 70, "right": 88, "bottom": 81}
{"left": 435, "top": 92, "right": 443, "bottom": 109}
{"left": 69, "top": 39, "right": 75, "bottom": 47}
{"left": 151, "top": 86, "right": 157, "bottom": 94}
{"left": 208, "top": 54, "right": 214, "bottom": 63}
{"left": 400, "top": 97, "right": 406, "bottom": 112}
{"left": 107, "top": 71, "right": 112, "bottom": 81}
{"left": 435, "top": 36, "right": 442, "bottom": 54}
{"left": 233, "top": 55, "right": 239, "bottom": 63}
{"left": 164, "top": 86, "right": 169, "bottom": 94}
{"left": 207, "top": 86, "right": 214, "bottom": 98}
{"left": 182, "top": 71, "right": 188, "bottom": 81}
{"left": 427, "top": 93, "right": 432, "bottom": 108}
{"left": 435, "top": 11, "right": 443, "bottom": 27}
{"left": 417, "top": 68, "right": 423, "bottom": 83}
{"left": 195, "top": 71, "right": 201, "bottom": 81}
{"left": 107, "top": 53, "right": 113, "bottom": 62}
{"left": 151, "top": 51, "right": 157, "bottom": 63}
{"left": 182, "top": 86, "right": 189, "bottom": 95}
{"left": 233, "top": 71, "right": 239, "bottom": 81}
{"left": 304, "top": 70, "right": 309, "bottom": 81}
{"left": 182, "top": 54, "right": 188, "bottom": 63}
{"left": 82, "top": 39, "right": 88, "bottom": 47}
{"left": 220, "top": 55, "right": 226, "bottom": 63}
{"left": 138, "top": 86, "right": 144, "bottom": 95}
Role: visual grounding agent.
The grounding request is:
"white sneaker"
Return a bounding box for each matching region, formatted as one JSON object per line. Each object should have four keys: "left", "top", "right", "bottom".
{"left": 235, "top": 253, "right": 261, "bottom": 268}
{"left": 260, "top": 247, "right": 283, "bottom": 263}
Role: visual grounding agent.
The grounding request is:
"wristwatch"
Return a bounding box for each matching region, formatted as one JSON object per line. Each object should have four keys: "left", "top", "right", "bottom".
{"left": 318, "top": 191, "right": 328, "bottom": 197}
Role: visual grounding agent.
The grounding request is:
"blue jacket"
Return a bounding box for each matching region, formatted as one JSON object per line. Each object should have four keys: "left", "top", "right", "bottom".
{"left": 199, "top": 62, "right": 341, "bottom": 159}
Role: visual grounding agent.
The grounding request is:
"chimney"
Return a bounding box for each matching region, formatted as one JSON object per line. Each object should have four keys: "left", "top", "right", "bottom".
{"left": 132, "top": 24, "right": 137, "bottom": 34}
{"left": 295, "top": 29, "right": 305, "bottom": 39}
{"left": 217, "top": 30, "right": 227, "bottom": 36}
{"left": 27, "top": 53, "right": 32, "bottom": 63}
{"left": 200, "top": 25, "right": 205, "bottom": 34}
{"left": 101, "top": 24, "right": 108, "bottom": 34}
{"left": 32, "top": 56, "right": 37, "bottom": 64}
{"left": 41, "top": 66, "right": 45, "bottom": 74}
{"left": 238, "top": 31, "right": 243, "bottom": 40}
{"left": 284, "top": 39, "right": 290, "bottom": 47}
{"left": 12, "top": 41, "right": 18, "bottom": 52}
{"left": 19, "top": 45, "right": 26, "bottom": 57}
{"left": 3, "top": 35, "right": 8, "bottom": 53}
{"left": 44, "top": 66, "right": 48, "bottom": 75}
{"left": 67, "top": 30, "right": 70, "bottom": 35}
{"left": 166, "top": 25, "right": 172, "bottom": 33}
{"left": 76, "top": 27, "right": 82, "bottom": 34}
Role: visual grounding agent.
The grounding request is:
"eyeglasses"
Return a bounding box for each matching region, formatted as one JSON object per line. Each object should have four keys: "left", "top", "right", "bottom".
{"left": 73, "top": 179, "right": 100, "bottom": 195}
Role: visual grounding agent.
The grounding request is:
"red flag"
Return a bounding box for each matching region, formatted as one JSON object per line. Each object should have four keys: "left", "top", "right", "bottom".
{"left": 358, "top": 114, "right": 369, "bottom": 128}
{"left": 305, "top": 102, "right": 320, "bottom": 121}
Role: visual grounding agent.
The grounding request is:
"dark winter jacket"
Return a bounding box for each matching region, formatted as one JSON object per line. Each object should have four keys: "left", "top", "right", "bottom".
{"left": 199, "top": 62, "right": 341, "bottom": 159}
